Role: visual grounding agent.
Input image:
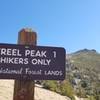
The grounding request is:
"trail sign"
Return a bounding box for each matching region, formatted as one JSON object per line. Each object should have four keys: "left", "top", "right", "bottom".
{"left": 0, "top": 43, "right": 66, "bottom": 80}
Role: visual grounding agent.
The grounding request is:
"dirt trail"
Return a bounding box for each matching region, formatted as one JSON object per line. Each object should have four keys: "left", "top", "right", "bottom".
{"left": 35, "top": 84, "right": 70, "bottom": 100}
{"left": 0, "top": 80, "right": 70, "bottom": 100}
{"left": 0, "top": 80, "right": 14, "bottom": 100}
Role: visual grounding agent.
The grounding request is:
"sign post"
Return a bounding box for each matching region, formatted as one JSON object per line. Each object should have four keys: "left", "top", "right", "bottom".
{"left": 13, "top": 28, "right": 37, "bottom": 100}
{"left": 0, "top": 28, "right": 66, "bottom": 100}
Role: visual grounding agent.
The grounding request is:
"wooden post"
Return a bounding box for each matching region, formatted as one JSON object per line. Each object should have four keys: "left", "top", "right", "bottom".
{"left": 13, "top": 28, "right": 37, "bottom": 100}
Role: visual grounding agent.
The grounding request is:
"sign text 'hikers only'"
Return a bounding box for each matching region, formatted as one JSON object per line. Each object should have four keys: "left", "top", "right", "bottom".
{"left": 0, "top": 43, "right": 66, "bottom": 80}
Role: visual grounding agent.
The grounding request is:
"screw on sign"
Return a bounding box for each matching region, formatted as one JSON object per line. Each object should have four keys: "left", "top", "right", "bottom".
{"left": 14, "top": 88, "right": 28, "bottom": 100}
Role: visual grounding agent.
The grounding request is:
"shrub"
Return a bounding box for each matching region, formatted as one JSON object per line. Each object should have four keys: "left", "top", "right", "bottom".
{"left": 60, "top": 80, "right": 75, "bottom": 100}
{"left": 43, "top": 80, "right": 58, "bottom": 92}
{"left": 43, "top": 80, "right": 75, "bottom": 100}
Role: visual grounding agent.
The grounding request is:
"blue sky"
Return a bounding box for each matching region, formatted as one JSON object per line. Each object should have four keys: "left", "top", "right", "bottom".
{"left": 0, "top": 0, "right": 100, "bottom": 53}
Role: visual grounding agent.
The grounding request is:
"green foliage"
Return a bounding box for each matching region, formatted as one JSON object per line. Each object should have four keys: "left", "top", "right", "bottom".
{"left": 60, "top": 80, "right": 75, "bottom": 100}
{"left": 43, "top": 80, "right": 75, "bottom": 100}
{"left": 88, "top": 95, "right": 96, "bottom": 100}
{"left": 76, "top": 87, "right": 87, "bottom": 98}
{"left": 43, "top": 80, "right": 58, "bottom": 92}
{"left": 70, "top": 49, "right": 100, "bottom": 98}
{"left": 94, "top": 95, "right": 100, "bottom": 100}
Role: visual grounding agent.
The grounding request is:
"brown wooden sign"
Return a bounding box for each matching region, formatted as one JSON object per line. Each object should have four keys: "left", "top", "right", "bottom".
{"left": 0, "top": 43, "right": 66, "bottom": 80}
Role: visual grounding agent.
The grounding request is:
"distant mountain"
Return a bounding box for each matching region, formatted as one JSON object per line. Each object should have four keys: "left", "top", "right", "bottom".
{"left": 72, "top": 48, "right": 97, "bottom": 55}
{"left": 70, "top": 48, "right": 100, "bottom": 73}
{"left": 66, "top": 49, "right": 100, "bottom": 98}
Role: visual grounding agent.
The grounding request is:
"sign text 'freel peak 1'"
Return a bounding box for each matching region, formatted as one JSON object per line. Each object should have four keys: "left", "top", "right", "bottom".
{"left": 0, "top": 43, "right": 66, "bottom": 80}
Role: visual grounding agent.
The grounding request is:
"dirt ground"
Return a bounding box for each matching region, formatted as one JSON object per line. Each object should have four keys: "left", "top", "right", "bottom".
{"left": 0, "top": 80, "right": 70, "bottom": 100}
